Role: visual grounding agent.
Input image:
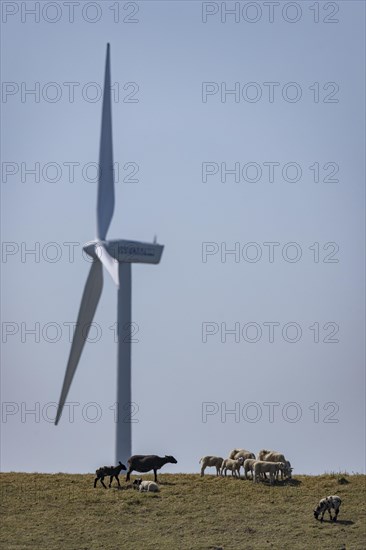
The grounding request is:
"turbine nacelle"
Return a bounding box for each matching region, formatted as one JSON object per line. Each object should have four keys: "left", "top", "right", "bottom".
{"left": 83, "top": 239, "right": 164, "bottom": 264}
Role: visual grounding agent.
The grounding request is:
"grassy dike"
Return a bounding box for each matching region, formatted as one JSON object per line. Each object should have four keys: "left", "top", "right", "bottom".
{"left": 0, "top": 473, "right": 365, "bottom": 549}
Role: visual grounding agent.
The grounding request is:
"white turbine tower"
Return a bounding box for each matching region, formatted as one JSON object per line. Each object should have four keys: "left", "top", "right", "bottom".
{"left": 55, "top": 44, "right": 164, "bottom": 465}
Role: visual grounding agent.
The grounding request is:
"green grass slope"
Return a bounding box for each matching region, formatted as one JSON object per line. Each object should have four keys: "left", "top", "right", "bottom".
{"left": 1, "top": 473, "right": 365, "bottom": 550}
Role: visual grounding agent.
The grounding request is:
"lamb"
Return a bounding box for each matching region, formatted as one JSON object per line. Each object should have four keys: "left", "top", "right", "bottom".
{"left": 126, "top": 455, "right": 177, "bottom": 483}
{"left": 199, "top": 456, "right": 224, "bottom": 477}
{"left": 243, "top": 458, "right": 257, "bottom": 480}
{"left": 94, "top": 461, "right": 127, "bottom": 489}
{"left": 229, "top": 449, "right": 256, "bottom": 476}
{"left": 133, "top": 478, "right": 160, "bottom": 493}
{"left": 314, "top": 495, "right": 342, "bottom": 522}
{"left": 221, "top": 457, "right": 244, "bottom": 478}
{"left": 253, "top": 461, "right": 285, "bottom": 485}
{"left": 257, "top": 450, "right": 292, "bottom": 479}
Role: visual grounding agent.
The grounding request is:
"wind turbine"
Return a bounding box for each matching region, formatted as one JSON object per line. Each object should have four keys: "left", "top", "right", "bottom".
{"left": 55, "top": 44, "right": 164, "bottom": 465}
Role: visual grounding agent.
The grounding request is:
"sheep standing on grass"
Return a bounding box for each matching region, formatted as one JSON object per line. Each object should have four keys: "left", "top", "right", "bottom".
{"left": 229, "top": 449, "right": 256, "bottom": 476}
{"left": 314, "top": 495, "right": 342, "bottom": 522}
{"left": 126, "top": 455, "right": 178, "bottom": 483}
{"left": 199, "top": 456, "right": 224, "bottom": 477}
{"left": 243, "top": 458, "right": 257, "bottom": 480}
{"left": 257, "top": 450, "right": 292, "bottom": 480}
{"left": 221, "top": 457, "right": 244, "bottom": 478}
{"left": 133, "top": 479, "right": 160, "bottom": 493}
{"left": 253, "top": 461, "right": 285, "bottom": 485}
{"left": 94, "top": 461, "right": 127, "bottom": 489}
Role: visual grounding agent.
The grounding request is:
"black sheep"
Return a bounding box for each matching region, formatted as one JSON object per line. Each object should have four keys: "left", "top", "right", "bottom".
{"left": 126, "top": 455, "right": 177, "bottom": 482}
{"left": 94, "top": 461, "right": 127, "bottom": 488}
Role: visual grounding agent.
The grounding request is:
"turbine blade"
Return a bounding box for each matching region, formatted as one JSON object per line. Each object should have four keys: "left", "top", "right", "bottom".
{"left": 55, "top": 260, "right": 103, "bottom": 425}
{"left": 97, "top": 43, "right": 114, "bottom": 241}
{"left": 98, "top": 243, "right": 119, "bottom": 287}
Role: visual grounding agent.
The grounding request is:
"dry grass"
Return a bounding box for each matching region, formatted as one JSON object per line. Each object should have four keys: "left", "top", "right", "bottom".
{"left": 0, "top": 472, "right": 365, "bottom": 549}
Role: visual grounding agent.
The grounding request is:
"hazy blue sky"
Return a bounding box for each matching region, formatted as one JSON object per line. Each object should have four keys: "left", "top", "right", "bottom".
{"left": 1, "top": 1, "right": 365, "bottom": 474}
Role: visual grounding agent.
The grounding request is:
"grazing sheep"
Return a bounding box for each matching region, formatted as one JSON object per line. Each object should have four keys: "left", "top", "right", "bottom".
{"left": 94, "top": 461, "right": 127, "bottom": 489}
{"left": 133, "top": 478, "right": 160, "bottom": 493}
{"left": 257, "top": 450, "right": 292, "bottom": 480}
{"left": 221, "top": 457, "right": 244, "bottom": 478}
{"left": 199, "top": 456, "right": 224, "bottom": 477}
{"left": 126, "top": 455, "right": 177, "bottom": 483}
{"left": 243, "top": 458, "right": 257, "bottom": 480}
{"left": 314, "top": 495, "right": 342, "bottom": 522}
{"left": 253, "top": 461, "right": 285, "bottom": 484}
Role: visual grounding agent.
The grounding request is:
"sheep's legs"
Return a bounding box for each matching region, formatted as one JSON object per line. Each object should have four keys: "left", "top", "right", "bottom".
{"left": 94, "top": 476, "right": 104, "bottom": 488}
{"left": 108, "top": 475, "right": 121, "bottom": 488}
{"left": 126, "top": 469, "right": 132, "bottom": 482}
{"left": 99, "top": 477, "right": 107, "bottom": 489}
{"left": 153, "top": 469, "right": 158, "bottom": 483}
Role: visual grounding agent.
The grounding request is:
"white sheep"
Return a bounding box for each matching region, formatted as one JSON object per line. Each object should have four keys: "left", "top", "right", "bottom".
{"left": 257, "top": 450, "right": 292, "bottom": 479}
{"left": 199, "top": 456, "right": 224, "bottom": 477}
{"left": 314, "top": 495, "right": 342, "bottom": 522}
{"left": 133, "top": 478, "right": 160, "bottom": 492}
{"left": 253, "top": 461, "right": 285, "bottom": 484}
{"left": 229, "top": 449, "right": 256, "bottom": 476}
{"left": 221, "top": 457, "right": 244, "bottom": 478}
{"left": 243, "top": 458, "right": 257, "bottom": 480}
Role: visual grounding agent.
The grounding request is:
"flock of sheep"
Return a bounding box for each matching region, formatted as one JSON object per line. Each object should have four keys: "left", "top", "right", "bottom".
{"left": 200, "top": 448, "right": 293, "bottom": 484}
{"left": 200, "top": 448, "right": 342, "bottom": 521}
{"left": 93, "top": 449, "right": 343, "bottom": 521}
